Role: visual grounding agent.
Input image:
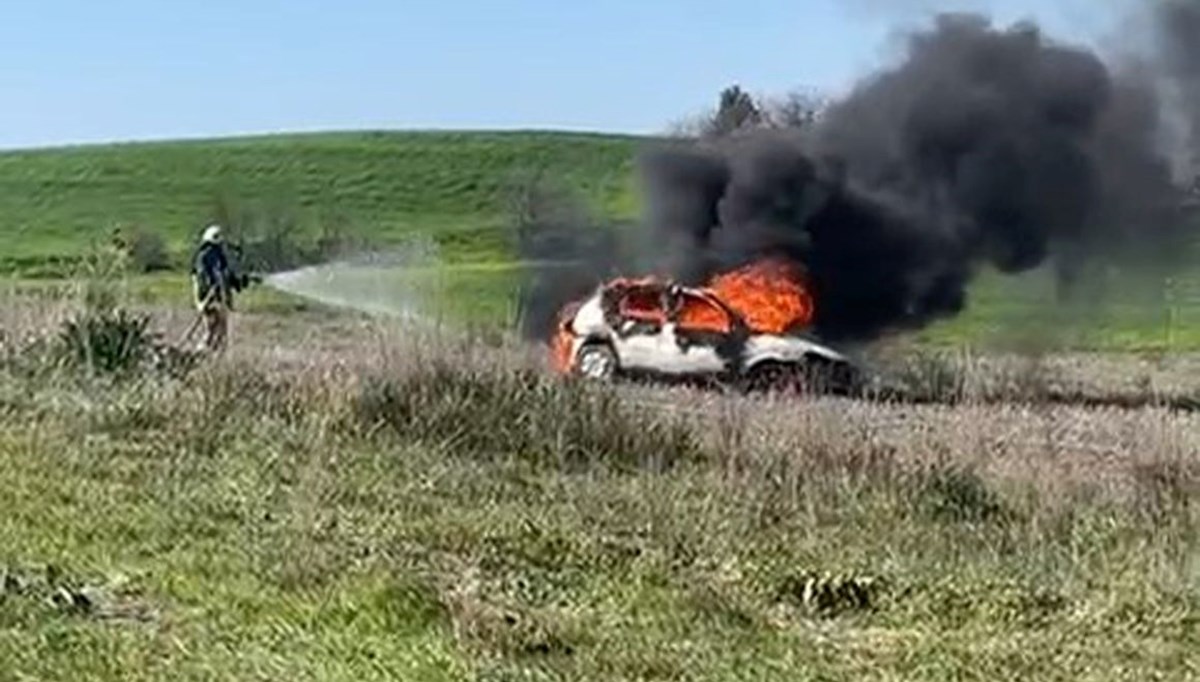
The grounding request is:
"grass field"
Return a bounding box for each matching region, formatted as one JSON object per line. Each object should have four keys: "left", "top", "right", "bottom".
{"left": 0, "top": 131, "right": 1198, "bottom": 677}
{"left": 0, "top": 281, "right": 1196, "bottom": 680}
{"left": 0, "top": 131, "right": 641, "bottom": 271}
{"left": 6, "top": 129, "right": 1200, "bottom": 352}
{"left": 18, "top": 262, "right": 1196, "bottom": 353}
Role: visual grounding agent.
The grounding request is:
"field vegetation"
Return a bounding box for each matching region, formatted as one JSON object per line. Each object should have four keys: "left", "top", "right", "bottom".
{"left": 0, "top": 131, "right": 640, "bottom": 274}
{"left": 4, "top": 130, "right": 1200, "bottom": 352}
{"left": 1, "top": 127, "right": 1199, "bottom": 679}
{"left": 0, "top": 270, "right": 1196, "bottom": 680}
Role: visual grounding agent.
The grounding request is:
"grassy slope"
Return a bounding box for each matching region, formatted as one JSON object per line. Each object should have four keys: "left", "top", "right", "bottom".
{"left": 0, "top": 130, "right": 640, "bottom": 267}
{"left": 3, "top": 129, "right": 1200, "bottom": 351}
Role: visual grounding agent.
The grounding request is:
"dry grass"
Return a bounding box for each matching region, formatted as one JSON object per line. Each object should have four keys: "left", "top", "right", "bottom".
{"left": 4, "top": 284, "right": 1198, "bottom": 508}
{"left": 0, "top": 287, "right": 1197, "bottom": 680}
{"left": 862, "top": 343, "right": 1200, "bottom": 408}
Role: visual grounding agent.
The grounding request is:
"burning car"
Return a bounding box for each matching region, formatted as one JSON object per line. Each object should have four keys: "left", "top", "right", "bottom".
{"left": 550, "top": 258, "right": 860, "bottom": 393}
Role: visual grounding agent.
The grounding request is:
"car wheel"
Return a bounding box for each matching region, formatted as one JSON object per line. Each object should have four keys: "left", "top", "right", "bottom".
{"left": 575, "top": 343, "right": 618, "bottom": 380}
{"left": 744, "top": 358, "right": 858, "bottom": 396}
{"left": 743, "top": 361, "right": 802, "bottom": 393}
{"left": 805, "top": 357, "right": 861, "bottom": 396}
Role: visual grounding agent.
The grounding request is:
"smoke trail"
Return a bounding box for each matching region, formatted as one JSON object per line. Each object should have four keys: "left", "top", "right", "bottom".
{"left": 509, "top": 173, "right": 641, "bottom": 340}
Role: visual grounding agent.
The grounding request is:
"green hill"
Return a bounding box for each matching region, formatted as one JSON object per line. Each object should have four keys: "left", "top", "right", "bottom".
{"left": 4, "top": 128, "right": 1199, "bottom": 351}
{"left": 0, "top": 130, "right": 643, "bottom": 273}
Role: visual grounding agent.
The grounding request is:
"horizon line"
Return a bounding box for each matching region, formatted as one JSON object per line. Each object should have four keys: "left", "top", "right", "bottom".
{"left": 0, "top": 124, "right": 660, "bottom": 154}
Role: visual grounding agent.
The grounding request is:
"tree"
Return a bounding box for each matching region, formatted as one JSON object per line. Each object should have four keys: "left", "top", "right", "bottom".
{"left": 763, "top": 89, "right": 827, "bottom": 130}
{"left": 706, "top": 85, "right": 763, "bottom": 137}
{"left": 665, "top": 84, "right": 826, "bottom": 139}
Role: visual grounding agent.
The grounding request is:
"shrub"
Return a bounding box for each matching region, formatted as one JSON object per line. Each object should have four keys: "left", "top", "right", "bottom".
{"left": 114, "top": 226, "right": 172, "bottom": 273}
{"left": 52, "top": 307, "right": 202, "bottom": 379}
{"left": 916, "top": 466, "right": 1010, "bottom": 525}
{"left": 56, "top": 308, "right": 154, "bottom": 375}
{"left": 208, "top": 193, "right": 374, "bottom": 274}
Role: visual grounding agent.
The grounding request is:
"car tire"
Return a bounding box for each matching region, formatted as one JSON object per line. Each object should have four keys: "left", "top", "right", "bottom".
{"left": 744, "top": 358, "right": 858, "bottom": 396}
{"left": 574, "top": 343, "right": 618, "bottom": 381}
{"left": 805, "top": 357, "right": 860, "bottom": 396}
{"left": 743, "top": 361, "right": 803, "bottom": 394}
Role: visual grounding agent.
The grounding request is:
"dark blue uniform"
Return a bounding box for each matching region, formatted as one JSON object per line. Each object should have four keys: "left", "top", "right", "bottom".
{"left": 192, "top": 241, "right": 231, "bottom": 305}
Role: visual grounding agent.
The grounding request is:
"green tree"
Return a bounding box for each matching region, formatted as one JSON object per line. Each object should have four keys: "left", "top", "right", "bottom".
{"left": 706, "top": 85, "right": 763, "bottom": 137}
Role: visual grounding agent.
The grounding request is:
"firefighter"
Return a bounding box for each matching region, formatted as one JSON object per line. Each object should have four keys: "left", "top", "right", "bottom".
{"left": 190, "top": 224, "right": 235, "bottom": 352}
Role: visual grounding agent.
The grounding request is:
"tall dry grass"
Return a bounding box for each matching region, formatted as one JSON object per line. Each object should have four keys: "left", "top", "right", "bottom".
{"left": 3, "top": 282, "right": 1197, "bottom": 507}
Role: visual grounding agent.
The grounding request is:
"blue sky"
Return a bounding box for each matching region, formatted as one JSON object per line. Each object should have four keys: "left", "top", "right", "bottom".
{"left": 0, "top": 0, "right": 1118, "bottom": 149}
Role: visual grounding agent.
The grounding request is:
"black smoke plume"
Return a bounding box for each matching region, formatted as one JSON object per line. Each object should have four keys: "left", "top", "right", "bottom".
{"left": 643, "top": 12, "right": 1196, "bottom": 342}
{"left": 519, "top": 9, "right": 1200, "bottom": 344}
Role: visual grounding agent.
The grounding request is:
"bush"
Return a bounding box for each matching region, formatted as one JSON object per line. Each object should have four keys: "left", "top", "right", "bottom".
{"left": 56, "top": 308, "right": 155, "bottom": 375}
{"left": 52, "top": 307, "right": 201, "bottom": 379}
{"left": 114, "top": 226, "right": 172, "bottom": 273}
{"left": 916, "top": 466, "right": 1011, "bottom": 525}
{"left": 354, "top": 362, "right": 702, "bottom": 472}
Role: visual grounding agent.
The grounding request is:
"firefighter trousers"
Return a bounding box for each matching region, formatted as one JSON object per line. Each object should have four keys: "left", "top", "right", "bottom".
{"left": 199, "top": 301, "right": 229, "bottom": 352}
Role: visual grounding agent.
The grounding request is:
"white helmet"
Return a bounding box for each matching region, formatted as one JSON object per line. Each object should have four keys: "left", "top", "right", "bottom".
{"left": 202, "top": 224, "right": 222, "bottom": 243}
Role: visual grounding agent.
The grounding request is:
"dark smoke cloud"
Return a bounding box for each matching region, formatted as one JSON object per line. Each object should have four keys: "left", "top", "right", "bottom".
{"left": 641, "top": 12, "right": 1197, "bottom": 342}
{"left": 518, "top": 7, "right": 1200, "bottom": 344}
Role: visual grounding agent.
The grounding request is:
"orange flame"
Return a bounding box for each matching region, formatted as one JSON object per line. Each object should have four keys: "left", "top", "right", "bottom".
{"left": 676, "top": 292, "right": 733, "bottom": 333}
{"left": 705, "top": 257, "right": 814, "bottom": 335}
{"left": 550, "top": 301, "right": 582, "bottom": 373}
{"left": 551, "top": 328, "right": 574, "bottom": 373}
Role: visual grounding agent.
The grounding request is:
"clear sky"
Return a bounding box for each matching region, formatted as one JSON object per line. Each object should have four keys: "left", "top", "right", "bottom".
{"left": 0, "top": 0, "right": 1118, "bottom": 149}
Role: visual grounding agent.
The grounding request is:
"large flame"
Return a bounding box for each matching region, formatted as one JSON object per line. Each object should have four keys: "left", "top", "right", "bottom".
{"left": 706, "top": 257, "right": 814, "bottom": 334}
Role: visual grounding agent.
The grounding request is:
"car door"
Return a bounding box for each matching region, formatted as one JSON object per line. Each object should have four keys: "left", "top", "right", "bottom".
{"left": 667, "top": 290, "right": 735, "bottom": 374}
{"left": 608, "top": 284, "right": 689, "bottom": 373}
{"left": 608, "top": 285, "right": 733, "bottom": 376}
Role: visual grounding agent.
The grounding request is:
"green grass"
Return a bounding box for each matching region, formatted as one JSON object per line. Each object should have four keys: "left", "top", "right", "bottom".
{"left": 1, "top": 127, "right": 1197, "bottom": 679}
{"left": 917, "top": 267, "right": 1200, "bottom": 352}
{"left": 0, "top": 130, "right": 641, "bottom": 270}
{"left": 13, "top": 260, "right": 1200, "bottom": 353}
{"left": 4, "top": 128, "right": 1200, "bottom": 352}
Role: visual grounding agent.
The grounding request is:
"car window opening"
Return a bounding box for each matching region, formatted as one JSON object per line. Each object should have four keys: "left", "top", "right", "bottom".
{"left": 677, "top": 294, "right": 732, "bottom": 334}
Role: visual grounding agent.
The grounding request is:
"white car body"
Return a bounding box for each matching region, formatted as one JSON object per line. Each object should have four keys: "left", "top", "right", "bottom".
{"left": 563, "top": 286, "right": 852, "bottom": 381}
